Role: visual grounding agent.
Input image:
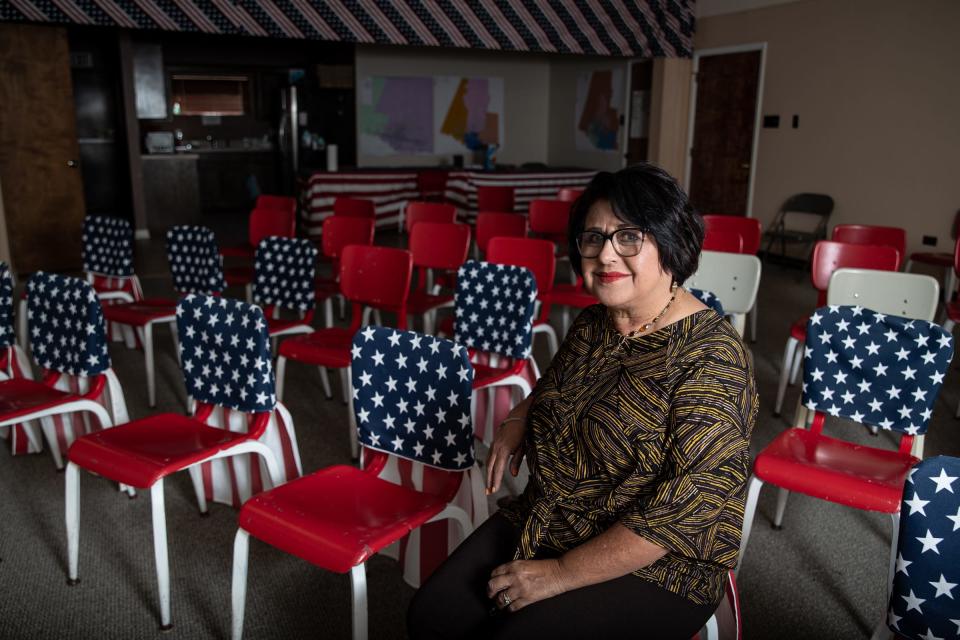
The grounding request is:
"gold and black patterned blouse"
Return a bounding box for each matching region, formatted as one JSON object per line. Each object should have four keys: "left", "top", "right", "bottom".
{"left": 499, "top": 303, "right": 757, "bottom": 606}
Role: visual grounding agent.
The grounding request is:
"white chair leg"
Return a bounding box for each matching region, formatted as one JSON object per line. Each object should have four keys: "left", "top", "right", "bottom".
{"left": 244, "top": 284, "right": 253, "bottom": 303}
{"left": 773, "top": 487, "right": 790, "bottom": 528}
{"left": 788, "top": 341, "right": 804, "bottom": 384}
{"left": 339, "top": 367, "right": 350, "bottom": 405}
{"left": 319, "top": 367, "right": 333, "bottom": 400}
{"left": 39, "top": 415, "right": 64, "bottom": 470}
{"left": 170, "top": 325, "right": 181, "bottom": 366}
{"left": 231, "top": 529, "right": 250, "bottom": 640}
{"left": 276, "top": 356, "right": 287, "bottom": 402}
{"left": 66, "top": 462, "right": 81, "bottom": 585}
{"left": 730, "top": 313, "right": 746, "bottom": 338}
{"left": 944, "top": 318, "right": 956, "bottom": 334}
{"left": 142, "top": 324, "right": 157, "bottom": 408}
{"left": 736, "top": 475, "right": 764, "bottom": 576}
{"left": 324, "top": 298, "right": 334, "bottom": 328}
{"left": 886, "top": 512, "right": 900, "bottom": 601}
{"left": 350, "top": 564, "right": 368, "bottom": 640}
{"left": 17, "top": 298, "right": 29, "bottom": 353}
{"left": 774, "top": 336, "right": 798, "bottom": 416}
{"left": 704, "top": 614, "right": 719, "bottom": 640}
{"left": 469, "top": 466, "right": 489, "bottom": 528}
{"left": 373, "top": 309, "right": 382, "bottom": 326}
{"left": 121, "top": 324, "right": 137, "bottom": 349}
{"left": 187, "top": 465, "right": 208, "bottom": 515}
{"left": 150, "top": 479, "right": 172, "bottom": 630}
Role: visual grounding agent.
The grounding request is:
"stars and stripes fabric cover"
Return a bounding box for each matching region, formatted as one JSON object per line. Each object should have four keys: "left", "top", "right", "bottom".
{"left": 0, "top": 262, "right": 14, "bottom": 349}
{"left": 454, "top": 260, "right": 537, "bottom": 361}
{"left": 26, "top": 272, "right": 110, "bottom": 377}
{"left": 351, "top": 326, "right": 474, "bottom": 471}
{"left": 689, "top": 287, "right": 725, "bottom": 316}
{"left": 82, "top": 215, "right": 134, "bottom": 277}
{"left": 176, "top": 294, "right": 275, "bottom": 413}
{"left": 253, "top": 237, "right": 317, "bottom": 312}
{"left": 802, "top": 306, "right": 953, "bottom": 434}
{"left": 165, "top": 225, "right": 227, "bottom": 295}
{"left": 0, "top": 1, "right": 694, "bottom": 58}
{"left": 887, "top": 455, "right": 960, "bottom": 640}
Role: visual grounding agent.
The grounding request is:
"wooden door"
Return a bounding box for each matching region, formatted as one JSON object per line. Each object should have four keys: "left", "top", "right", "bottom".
{"left": 0, "top": 24, "right": 85, "bottom": 274}
{"left": 688, "top": 51, "right": 760, "bottom": 216}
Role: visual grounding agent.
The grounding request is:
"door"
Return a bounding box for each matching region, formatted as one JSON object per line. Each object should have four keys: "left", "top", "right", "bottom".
{"left": 687, "top": 50, "right": 761, "bottom": 216}
{"left": 0, "top": 24, "right": 86, "bottom": 274}
{"left": 625, "top": 60, "right": 652, "bottom": 165}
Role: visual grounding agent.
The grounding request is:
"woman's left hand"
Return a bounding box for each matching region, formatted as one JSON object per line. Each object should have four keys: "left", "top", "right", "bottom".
{"left": 487, "top": 559, "right": 567, "bottom": 612}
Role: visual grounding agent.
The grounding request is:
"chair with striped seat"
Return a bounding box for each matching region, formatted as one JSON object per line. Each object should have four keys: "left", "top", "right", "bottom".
{"left": 252, "top": 236, "right": 317, "bottom": 344}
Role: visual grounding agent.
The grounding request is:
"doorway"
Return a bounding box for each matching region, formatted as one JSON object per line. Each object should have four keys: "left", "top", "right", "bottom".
{"left": 684, "top": 44, "right": 765, "bottom": 217}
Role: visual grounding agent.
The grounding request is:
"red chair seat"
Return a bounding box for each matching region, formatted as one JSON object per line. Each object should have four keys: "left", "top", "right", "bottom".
{"left": 908, "top": 251, "right": 953, "bottom": 267}
{"left": 315, "top": 278, "right": 340, "bottom": 300}
{"left": 472, "top": 359, "right": 526, "bottom": 389}
{"left": 266, "top": 316, "right": 312, "bottom": 335}
{"left": 102, "top": 298, "right": 176, "bottom": 326}
{"left": 947, "top": 301, "right": 959, "bottom": 322}
{"left": 277, "top": 328, "right": 353, "bottom": 367}
{"left": 548, "top": 284, "right": 596, "bottom": 309}
{"left": 225, "top": 266, "right": 254, "bottom": 287}
{"left": 0, "top": 378, "right": 90, "bottom": 422}
{"left": 239, "top": 464, "right": 449, "bottom": 573}
{"left": 406, "top": 290, "right": 454, "bottom": 314}
{"left": 754, "top": 428, "right": 917, "bottom": 513}
{"left": 220, "top": 245, "right": 255, "bottom": 260}
{"left": 789, "top": 316, "right": 809, "bottom": 341}
{"left": 66, "top": 414, "right": 252, "bottom": 488}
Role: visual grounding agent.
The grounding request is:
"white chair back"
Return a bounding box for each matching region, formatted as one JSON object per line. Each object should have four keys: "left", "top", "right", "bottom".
{"left": 827, "top": 268, "right": 939, "bottom": 321}
{"left": 686, "top": 251, "right": 762, "bottom": 336}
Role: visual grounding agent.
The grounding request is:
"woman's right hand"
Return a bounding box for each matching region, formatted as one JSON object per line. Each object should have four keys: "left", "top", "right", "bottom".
{"left": 485, "top": 417, "right": 527, "bottom": 495}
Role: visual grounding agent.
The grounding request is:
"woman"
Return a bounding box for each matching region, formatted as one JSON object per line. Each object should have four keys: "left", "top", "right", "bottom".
{"left": 408, "top": 164, "right": 757, "bottom": 639}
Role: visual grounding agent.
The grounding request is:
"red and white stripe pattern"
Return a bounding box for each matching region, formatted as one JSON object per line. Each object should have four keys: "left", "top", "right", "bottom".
{"left": 302, "top": 171, "right": 420, "bottom": 238}
{"left": 2, "top": 0, "right": 694, "bottom": 58}
{"left": 443, "top": 170, "right": 597, "bottom": 222}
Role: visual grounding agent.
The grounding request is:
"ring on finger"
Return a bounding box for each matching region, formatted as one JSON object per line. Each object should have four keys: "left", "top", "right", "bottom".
{"left": 500, "top": 591, "right": 512, "bottom": 607}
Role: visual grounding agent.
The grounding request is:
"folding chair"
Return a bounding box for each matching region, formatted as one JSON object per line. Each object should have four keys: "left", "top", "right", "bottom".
{"left": 832, "top": 224, "right": 906, "bottom": 269}
{"left": 231, "top": 327, "right": 477, "bottom": 640}
{"left": 476, "top": 185, "right": 514, "bottom": 213}
{"left": 406, "top": 222, "right": 470, "bottom": 334}
{"left": 66, "top": 294, "right": 291, "bottom": 630}
{"left": 762, "top": 193, "right": 834, "bottom": 268}
{"left": 685, "top": 251, "right": 761, "bottom": 337}
{"left": 474, "top": 211, "right": 526, "bottom": 260}
{"left": 252, "top": 237, "right": 317, "bottom": 343}
{"left": 314, "top": 216, "right": 375, "bottom": 328}
{"left": 905, "top": 210, "right": 959, "bottom": 305}
{"left": 737, "top": 305, "right": 953, "bottom": 594}
{"left": 404, "top": 201, "right": 457, "bottom": 234}
{"left": 871, "top": 455, "right": 960, "bottom": 640}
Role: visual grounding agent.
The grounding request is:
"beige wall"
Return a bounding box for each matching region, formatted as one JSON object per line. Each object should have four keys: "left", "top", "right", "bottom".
{"left": 695, "top": 0, "right": 960, "bottom": 255}
{"left": 649, "top": 57, "right": 693, "bottom": 180}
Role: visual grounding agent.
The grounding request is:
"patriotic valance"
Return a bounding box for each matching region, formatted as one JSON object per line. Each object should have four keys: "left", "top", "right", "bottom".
{"left": 0, "top": 1, "right": 694, "bottom": 58}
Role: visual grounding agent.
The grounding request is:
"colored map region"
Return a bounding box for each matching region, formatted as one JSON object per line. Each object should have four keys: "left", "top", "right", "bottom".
{"left": 440, "top": 78, "right": 500, "bottom": 151}
{"left": 359, "top": 76, "right": 433, "bottom": 154}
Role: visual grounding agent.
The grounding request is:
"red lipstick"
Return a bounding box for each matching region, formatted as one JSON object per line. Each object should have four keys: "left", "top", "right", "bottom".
{"left": 595, "top": 271, "right": 629, "bottom": 284}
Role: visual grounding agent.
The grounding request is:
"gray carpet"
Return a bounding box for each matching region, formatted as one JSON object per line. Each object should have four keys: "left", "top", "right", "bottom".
{"left": 0, "top": 222, "right": 957, "bottom": 639}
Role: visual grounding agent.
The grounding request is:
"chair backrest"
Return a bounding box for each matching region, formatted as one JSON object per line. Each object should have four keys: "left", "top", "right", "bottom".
{"left": 340, "top": 245, "right": 413, "bottom": 311}
{"left": 82, "top": 215, "right": 134, "bottom": 277}
{"left": 486, "top": 237, "right": 556, "bottom": 297}
{"left": 26, "top": 272, "right": 109, "bottom": 376}
{"left": 702, "top": 229, "right": 744, "bottom": 253}
{"left": 476, "top": 185, "right": 514, "bottom": 213}
{"left": 811, "top": 240, "right": 900, "bottom": 293}
{"left": 321, "top": 216, "right": 374, "bottom": 260}
{"left": 176, "top": 294, "right": 275, "bottom": 413}
{"left": 802, "top": 305, "right": 952, "bottom": 435}
{"left": 253, "top": 237, "right": 317, "bottom": 313}
{"left": 827, "top": 269, "right": 940, "bottom": 321}
{"left": 333, "top": 197, "right": 376, "bottom": 219}
{"left": 528, "top": 199, "right": 572, "bottom": 236}
{"left": 556, "top": 188, "right": 583, "bottom": 202}
{"left": 405, "top": 201, "right": 457, "bottom": 234}
{"left": 831, "top": 224, "right": 906, "bottom": 269}
{"left": 703, "top": 214, "right": 762, "bottom": 254}
{"left": 685, "top": 251, "right": 761, "bottom": 315}
{"left": 410, "top": 222, "right": 471, "bottom": 271}
{"left": 351, "top": 326, "right": 474, "bottom": 470}
{"left": 886, "top": 455, "right": 960, "bottom": 640}
{"left": 454, "top": 260, "right": 538, "bottom": 361}
{"left": 416, "top": 171, "right": 448, "bottom": 198}
{"left": 255, "top": 194, "right": 297, "bottom": 215}
{"left": 688, "top": 288, "right": 726, "bottom": 316}
{"left": 782, "top": 193, "right": 834, "bottom": 216}
{"left": 166, "top": 225, "right": 227, "bottom": 295}
{"left": 248, "top": 207, "right": 296, "bottom": 248}
{"left": 0, "top": 263, "right": 13, "bottom": 349}
{"left": 475, "top": 212, "right": 526, "bottom": 254}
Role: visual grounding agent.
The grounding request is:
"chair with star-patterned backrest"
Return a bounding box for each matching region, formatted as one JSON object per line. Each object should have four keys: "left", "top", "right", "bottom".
{"left": 102, "top": 225, "right": 227, "bottom": 407}
{"left": 0, "top": 273, "right": 122, "bottom": 470}
{"left": 230, "top": 326, "right": 476, "bottom": 640}
{"left": 0, "top": 261, "right": 42, "bottom": 456}
{"left": 65, "top": 293, "right": 293, "bottom": 630}
{"left": 688, "top": 288, "right": 726, "bottom": 316}
{"left": 737, "top": 303, "right": 953, "bottom": 613}
{"left": 252, "top": 236, "right": 317, "bottom": 343}
{"left": 873, "top": 455, "right": 960, "bottom": 640}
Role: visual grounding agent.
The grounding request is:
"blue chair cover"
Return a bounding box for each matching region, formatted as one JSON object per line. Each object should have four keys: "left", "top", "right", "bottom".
{"left": 688, "top": 287, "right": 726, "bottom": 316}
{"left": 165, "top": 225, "right": 227, "bottom": 295}
{"left": 0, "top": 262, "right": 14, "bottom": 349}
{"left": 82, "top": 215, "right": 134, "bottom": 277}
{"left": 253, "top": 237, "right": 317, "bottom": 312}
{"left": 453, "top": 260, "right": 537, "bottom": 361}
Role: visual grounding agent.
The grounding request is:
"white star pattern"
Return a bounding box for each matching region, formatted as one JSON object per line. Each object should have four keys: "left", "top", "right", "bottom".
{"left": 166, "top": 226, "right": 227, "bottom": 294}
{"left": 82, "top": 215, "right": 135, "bottom": 277}
{"left": 454, "top": 261, "right": 537, "bottom": 360}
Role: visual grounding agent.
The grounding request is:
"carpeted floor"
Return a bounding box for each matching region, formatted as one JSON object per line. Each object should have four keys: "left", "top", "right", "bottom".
{"left": 0, "top": 221, "right": 957, "bottom": 639}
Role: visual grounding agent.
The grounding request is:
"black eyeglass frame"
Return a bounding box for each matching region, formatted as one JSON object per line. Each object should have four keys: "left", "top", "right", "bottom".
{"left": 575, "top": 228, "right": 647, "bottom": 258}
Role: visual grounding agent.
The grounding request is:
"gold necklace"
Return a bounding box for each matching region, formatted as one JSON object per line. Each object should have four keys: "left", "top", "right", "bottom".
{"left": 613, "top": 282, "right": 679, "bottom": 350}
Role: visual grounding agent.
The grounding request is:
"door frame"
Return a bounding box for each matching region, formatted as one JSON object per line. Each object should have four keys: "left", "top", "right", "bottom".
{"left": 622, "top": 59, "right": 641, "bottom": 168}
{"left": 683, "top": 42, "right": 766, "bottom": 217}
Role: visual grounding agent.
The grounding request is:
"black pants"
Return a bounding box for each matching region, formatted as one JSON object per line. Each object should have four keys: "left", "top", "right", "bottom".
{"left": 407, "top": 514, "right": 717, "bottom": 640}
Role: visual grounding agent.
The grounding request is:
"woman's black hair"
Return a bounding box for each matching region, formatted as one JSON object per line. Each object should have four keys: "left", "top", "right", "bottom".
{"left": 567, "top": 163, "right": 704, "bottom": 285}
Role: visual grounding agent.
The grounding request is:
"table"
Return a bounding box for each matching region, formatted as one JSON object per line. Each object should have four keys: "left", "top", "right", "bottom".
{"left": 443, "top": 170, "right": 596, "bottom": 222}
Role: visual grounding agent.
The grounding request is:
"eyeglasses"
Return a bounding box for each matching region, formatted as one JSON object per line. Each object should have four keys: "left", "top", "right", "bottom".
{"left": 575, "top": 228, "right": 645, "bottom": 258}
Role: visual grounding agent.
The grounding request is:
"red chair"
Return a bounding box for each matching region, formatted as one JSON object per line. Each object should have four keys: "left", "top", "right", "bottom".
{"left": 476, "top": 185, "right": 514, "bottom": 213}
{"left": 528, "top": 199, "right": 571, "bottom": 246}
{"left": 255, "top": 194, "right": 297, "bottom": 214}
{"left": 66, "top": 294, "right": 290, "bottom": 630}
{"left": 557, "top": 187, "right": 583, "bottom": 202}
{"left": 333, "top": 197, "right": 376, "bottom": 219}
{"left": 773, "top": 241, "right": 901, "bottom": 416}
{"left": 942, "top": 238, "right": 959, "bottom": 422}
{"left": 702, "top": 229, "right": 744, "bottom": 253}
{"left": 0, "top": 262, "right": 41, "bottom": 456}
{"left": 406, "top": 222, "right": 471, "bottom": 334}
{"left": 703, "top": 215, "right": 762, "bottom": 254}
{"left": 906, "top": 209, "right": 959, "bottom": 305}
{"left": 315, "top": 216, "right": 375, "bottom": 328}
{"left": 404, "top": 201, "right": 457, "bottom": 235}
{"left": 486, "top": 237, "right": 558, "bottom": 359}
{"left": 277, "top": 245, "right": 413, "bottom": 457}
{"left": 221, "top": 207, "right": 298, "bottom": 299}
{"left": 416, "top": 170, "right": 448, "bottom": 201}
{"left": 831, "top": 224, "right": 906, "bottom": 269}
{"left": 474, "top": 212, "right": 526, "bottom": 259}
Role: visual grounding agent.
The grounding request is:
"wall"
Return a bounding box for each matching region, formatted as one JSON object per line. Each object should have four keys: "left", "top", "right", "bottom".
{"left": 694, "top": 0, "right": 960, "bottom": 255}
{"left": 648, "top": 57, "right": 693, "bottom": 180}
{"left": 355, "top": 45, "right": 550, "bottom": 168}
